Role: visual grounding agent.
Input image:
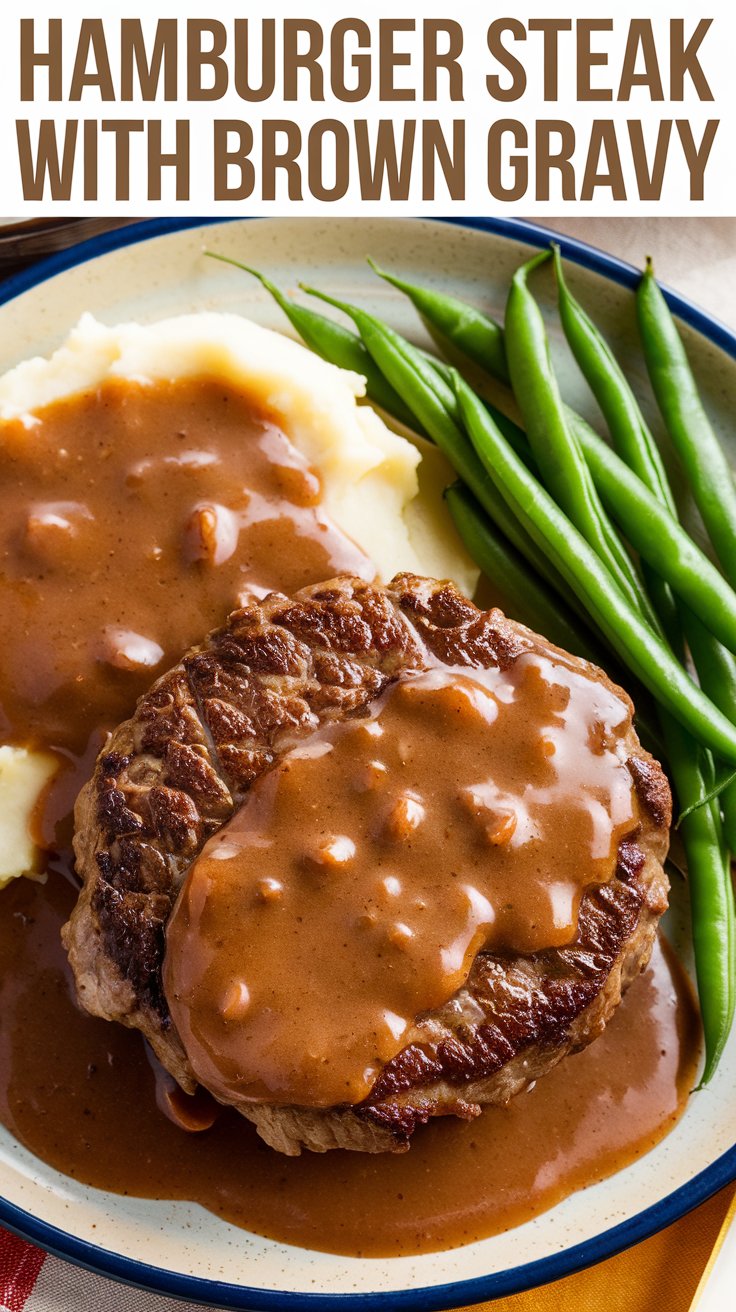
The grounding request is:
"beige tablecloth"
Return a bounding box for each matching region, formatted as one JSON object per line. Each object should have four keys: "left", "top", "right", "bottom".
{"left": 544, "top": 216, "right": 736, "bottom": 328}
{"left": 1, "top": 216, "right": 734, "bottom": 1312}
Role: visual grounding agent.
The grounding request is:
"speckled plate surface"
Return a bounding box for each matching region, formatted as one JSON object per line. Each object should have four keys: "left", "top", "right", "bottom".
{"left": 0, "top": 217, "right": 734, "bottom": 1310}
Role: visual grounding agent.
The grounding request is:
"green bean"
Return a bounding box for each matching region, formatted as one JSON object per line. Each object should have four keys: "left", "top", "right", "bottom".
{"left": 372, "top": 262, "right": 510, "bottom": 386}
{"left": 453, "top": 371, "right": 736, "bottom": 764}
{"left": 638, "top": 259, "right": 736, "bottom": 586}
{"left": 552, "top": 260, "right": 736, "bottom": 748}
{"left": 370, "top": 259, "right": 735, "bottom": 602}
{"left": 565, "top": 411, "right": 736, "bottom": 656}
{"left": 465, "top": 371, "right": 736, "bottom": 677}
{"left": 465, "top": 378, "right": 736, "bottom": 659}
{"left": 370, "top": 258, "right": 736, "bottom": 628}
{"left": 552, "top": 252, "right": 736, "bottom": 781}
{"left": 299, "top": 280, "right": 463, "bottom": 418}
{"left": 550, "top": 249, "right": 736, "bottom": 1077}
{"left": 232, "top": 263, "right": 569, "bottom": 610}
{"left": 652, "top": 573, "right": 735, "bottom": 1081}
{"left": 245, "top": 259, "right": 734, "bottom": 1069}
{"left": 301, "top": 283, "right": 530, "bottom": 463}
{"left": 683, "top": 607, "right": 736, "bottom": 852}
{"left": 505, "top": 252, "right": 659, "bottom": 627}
{"left": 297, "top": 282, "right": 586, "bottom": 617}
{"left": 446, "top": 481, "right": 607, "bottom": 665}
{"left": 367, "top": 258, "right": 510, "bottom": 384}
{"left": 470, "top": 387, "right": 736, "bottom": 660}
{"left": 348, "top": 262, "right": 736, "bottom": 658}
{"left": 663, "top": 712, "right": 734, "bottom": 1082}
{"left": 204, "top": 252, "right": 418, "bottom": 430}
{"left": 553, "top": 246, "right": 676, "bottom": 515}
{"left": 443, "top": 315, "right": 736, "bottom": 654}
{"left": 472, "top": 235, "right": 734, "bottom": 1072}
{"left": 215, "top": 252, "right": 732, "bottom": 1070}
{"left": 296, "top": 281, "right": 736, "bottom": 760}
{"left": 446, "top": 481, "right": 665, "bottom": 761}
{"left": 210, "top": 254, "right": 511, "bottom": 465}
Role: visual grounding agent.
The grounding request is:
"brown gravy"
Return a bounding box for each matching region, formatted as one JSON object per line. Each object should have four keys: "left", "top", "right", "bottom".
{"left": 0, "top": 874, "right": 699, "bottom": 1258}
{"left": 166, "top": 660, "right": 639, "bottom": 1108}
{"left": 0, "top": 375, "right": 370, "bottom": 759}
{"left": 0, "top": 369, "right": 701, "bottom": 1258}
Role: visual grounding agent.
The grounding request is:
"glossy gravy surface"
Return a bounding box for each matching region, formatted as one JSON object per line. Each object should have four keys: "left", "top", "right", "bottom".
{"left": 0, "top": 376, "right": 370, "bottom": 757}
{"left": 166, "top": 660, "right": 638, "bottom": 1108}
{"left": 0, "top": 875, "right": 699, "bottom": 1257}
{"left": 0, "top": 370, "right": 700, "bottom": 1258}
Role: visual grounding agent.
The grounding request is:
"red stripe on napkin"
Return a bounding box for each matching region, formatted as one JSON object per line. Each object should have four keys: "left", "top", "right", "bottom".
{"left": 0, "top": 1231, "right": 45, "bottom": 1312}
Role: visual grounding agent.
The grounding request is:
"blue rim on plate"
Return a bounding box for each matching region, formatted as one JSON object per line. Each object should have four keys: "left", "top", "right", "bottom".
{"left": 0, "top": 215, "right": 734, "bottom": 1310}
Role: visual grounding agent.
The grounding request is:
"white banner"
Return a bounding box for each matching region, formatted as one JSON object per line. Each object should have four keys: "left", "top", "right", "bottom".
{"left": 1, "top": 0, "right": 734, "bottom": 216}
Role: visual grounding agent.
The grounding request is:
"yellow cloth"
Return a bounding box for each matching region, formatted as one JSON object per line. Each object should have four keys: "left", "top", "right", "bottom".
{"left": 455, "top": 1187, "right": 735, "bottom": 1312}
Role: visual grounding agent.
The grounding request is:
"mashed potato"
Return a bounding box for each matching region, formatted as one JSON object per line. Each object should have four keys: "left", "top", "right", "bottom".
{"left": 0, "top": 311, "right": 477, "bottom": 886}
{"left": 0, "top": 748, "right": 56, "bottom": 889}
{"left": 0, "top": 312, "right": 476, "bottom": 587}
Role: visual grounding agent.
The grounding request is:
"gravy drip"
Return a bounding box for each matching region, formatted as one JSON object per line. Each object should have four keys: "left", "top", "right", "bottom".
{"left": 0, "top": 367, "right": 699, "bottom": 1259}
{"left": 0, "top": 875, "right": 699, "bottom": 1258}
{"left": 0, "top": 375, "right": 370, "bottom": 757}
{"left": 165, "top": 660, "right": 639, "bottom": 1109}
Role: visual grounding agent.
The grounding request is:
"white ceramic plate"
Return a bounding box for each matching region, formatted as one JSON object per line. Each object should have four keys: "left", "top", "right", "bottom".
{"left": 0, "top": 217, "right": 734, "bottom": 1310}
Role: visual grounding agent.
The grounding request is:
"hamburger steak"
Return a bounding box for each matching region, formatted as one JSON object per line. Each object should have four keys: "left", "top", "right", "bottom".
{"left": 64, "top": 574, "right": 671, "bottom": 1156}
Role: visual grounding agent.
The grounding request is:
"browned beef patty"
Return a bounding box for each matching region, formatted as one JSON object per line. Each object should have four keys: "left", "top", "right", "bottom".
{"left": 64, "top": 574, "right": 670, "bottom": 1155}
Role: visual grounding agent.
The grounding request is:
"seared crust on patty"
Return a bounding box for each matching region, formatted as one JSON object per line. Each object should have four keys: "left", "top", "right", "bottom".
{"left": 64, "top": 574, "right": 670, "bottom": 1154}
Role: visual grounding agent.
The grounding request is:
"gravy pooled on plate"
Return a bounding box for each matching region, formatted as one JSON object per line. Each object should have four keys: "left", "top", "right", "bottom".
{"left": 0, "top": 873, "right": 700, "bottom": 1257}
{"left": 0, "top": 336, "right": 699, "bottom": 1256}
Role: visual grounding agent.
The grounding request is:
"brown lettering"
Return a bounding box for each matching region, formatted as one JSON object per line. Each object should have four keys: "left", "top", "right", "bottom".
{"left": 233, "top": 19, "right": 276, "bottom": 102}
{"left": 120, "top": 20, "right": 177, "bottom": 101}
{"left": 147, "top": 120, "right": 189, "bottom": 200}
{"left": 331, "top": 20, "right": 371, "bottom": 102}
{"left": 20, "top": 18, "right": 62, "bottom": 101}
{"left": 670, "top": 20, "right": 713, "bottom": 100}
{"left": 423, "top": 21, "right": 463, "bottom": 101}
{"left": 628, "top": 120, "right": 672, "bottom": 200}
{"left": 676, "top": 119, "right": 718, "bottom": 199}
{"left": 581, "top": 120, "right": 626, "bottom": 200}
{"left": 379, "top": 20, "right": 415, "bottom": 101}
{"left": 187, "top": 20, "right": 228, "bottom": 101}
{"left": 99, "top": 121, "right": 144, "bottom": 200}
{"left": 262, "top": 120, "right": 303, "bottom": 200}
{"left": 577, "top": 19, "right": 612, "bottom": 101}
{"left": 69, "top": 19, "right": 115, "bottom": 101}
{"left": 16, "top": 119, "right": 77, "bottom": 200}
{"left": 422, "top": 120, "right": 465, "bottom": 199}
{"left": 308, "top": 120, "right": 349, "bottom": 201}
{"left": 487, "top": 120, "right": 528, "bottom": 200}
{"left": 283, "top": 20, "right": 324, "bottom": 102}
{"left": 618, "top": 20, "right": 664, "bottom": 101}
{"left": 355, "top": 120, "right": 416, "bottom": 199}
{"left": 213, "top": 120, "right": 255, "bottom": 199}
{"left": 535, "top": 121, "right": 576, "bottom": 200}
{"left": 84, "top": 119, "right": 97, "bottom": 200}
{"left": 528, "top": 19, "right": 572, "bottom": 101}
{"left": 486, "top": 21, "right": 527, "bottom": 102}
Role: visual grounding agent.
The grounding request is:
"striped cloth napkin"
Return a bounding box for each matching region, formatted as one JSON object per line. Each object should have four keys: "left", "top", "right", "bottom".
{"left": 1, "top": 1185, "right": 734, "bottom": 1312}
{"left": 0, "top": 1229, "right": 206, "bottom": 1312}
